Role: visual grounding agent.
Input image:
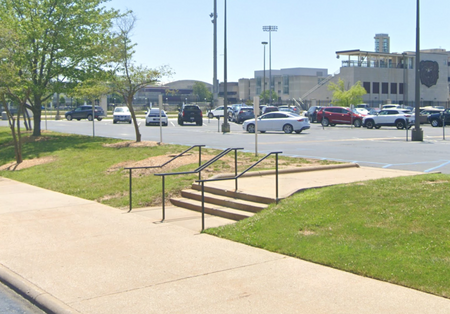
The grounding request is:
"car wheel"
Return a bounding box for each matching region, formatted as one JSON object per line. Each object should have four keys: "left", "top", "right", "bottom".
{"left": 145, "top": 122, "right": 150, "bottom": 126}
{"left": 97, "top": 118, "right": 102, "bottom": 121}
{"left": 66, "top": 114, "right": 72, "bottom": 121}
{"left": 330, "top": 124, "right": 336, "bottom": 127}
{"left": 179, "top": 120, "right": 184, "bottom": 126}
{"left": 129, "top": 120, "right": 132, "bottom": 124}
{"left": 87, "top": 114, "right": 93, "bottom": 121}
{"left": 197, "top": 121, "right": 203, "bottom": 126}
{"left": 295, "top": 130, "right": 302, "bottom": 134}
{"left": 365, "top": 120, "right": 374, "bottom": 129}
{"left": 283, "top": 124, "right": 293, "bottom": 134}
{"left": 375, "top": 126, "right": 381, "bottom": 129}
{"left": 77, "top": 119, "right": 81, "bottom": 121}
{"left": 430, "top": 119, "right": 440, "bottom": 127}
{"left": 113, "top": 120, "right": 117, "bottom": 124}
{"left": 396, "top": 120, "right": 405, "bottom": 129}
{"left": 322, "top": 118, "right": 329, "bottom": 127}
{"left": 247, "top": 124, "right": 255, "bottom": 133}
{"left": 208, "top": 112, "right": 213, "bottom": 119}
{"left": 353, "top": 119, "right": 362, "bottom": 128}
{"left": 260, "top": 131, "right": 266, "bottom": 133}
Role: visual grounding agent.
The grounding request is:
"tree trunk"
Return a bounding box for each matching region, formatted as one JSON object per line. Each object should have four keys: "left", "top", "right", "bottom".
{"left": 127, "top": 100, "right": 141, "bottom": 142}
{"left": 32, "top": 99, "right": 42, "bottom": 136}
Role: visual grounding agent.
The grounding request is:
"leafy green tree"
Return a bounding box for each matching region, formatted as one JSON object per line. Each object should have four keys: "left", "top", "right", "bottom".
{"left": 259, "top": 90, "right": 278, "bottom": 105}
{"left": 328, "top": 78, "right": 366, "bottom": 107}
{"left": 109, "top": 13, "right": 172, "bottom": 142}
{"left": 192, "top": 82, "right": 212, "bottom": 102}
{"left": 0, "top": 0, "right": 121, "bottom": 136}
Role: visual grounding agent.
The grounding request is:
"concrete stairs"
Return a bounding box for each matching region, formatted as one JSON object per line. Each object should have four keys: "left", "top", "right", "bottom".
{"left": 170, "top": 183, "right": 276, "bottom": 221}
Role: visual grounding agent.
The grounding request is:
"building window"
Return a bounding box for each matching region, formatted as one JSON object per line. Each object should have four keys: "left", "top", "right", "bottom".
{"left": 283, "top": 75, "right": 289, "bottom": 94}
{"left": 383, "top": 39, "right": 389, "bottom": 53}
{"left": 373, "top": 82, "right": 380, "bottom": 94}
{"left": 391, "top": 83, "right": 397, "bottom": 94}
{"left": 399, "top": 83, "right": 404, "bottom": 94}
{"left": 256, "top": 77, "right": 261, "bottom": 95}
{"left": 363, "top": 82, "right": 371, "bottom": 94}
{"left": 382, "top": 82, "right": 388, "bottom": 94}
{"left": 375, "top": 39, "right": 379, "bottom": 52}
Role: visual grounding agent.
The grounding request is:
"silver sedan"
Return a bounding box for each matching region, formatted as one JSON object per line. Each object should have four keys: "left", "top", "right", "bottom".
{"left": 243, "top": 111, "right": 310, "bottom": 134}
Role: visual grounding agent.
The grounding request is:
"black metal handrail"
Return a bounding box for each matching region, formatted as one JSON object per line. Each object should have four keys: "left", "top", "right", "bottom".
{"left": 195, "top": 151, "right": 282, "bottom": 231}
{"left": 125, "top": 145, "right": 205, "bottom": 213}
{"left": 154, "top": 147, "right": 244, "bottom": 221}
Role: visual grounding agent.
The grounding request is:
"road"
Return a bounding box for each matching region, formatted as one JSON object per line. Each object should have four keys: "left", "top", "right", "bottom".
{"left": 2, "top": 117, "right": 450, "bottom": 174}
{"left": 0, "top": 282, "right": 44, "bottom": 313}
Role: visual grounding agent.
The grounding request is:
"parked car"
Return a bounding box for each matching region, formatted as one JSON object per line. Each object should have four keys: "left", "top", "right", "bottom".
{"left": 178, "top": 105, "right": 203, "bottom": 126}
{"left": 235, "top": 107, "right": 254, "bottom": 124}
{"left": 65, "top": 105, "right": 105, "bottom": 121}
{"left": 278, "top": 106, "right": 300, "bottom": 114}
{"left": 207, "top": 106, "right": 225, "bottom": 118}
{"left": 243, "top": 111, "right": 310, "bottom": 134}
{"left": 428, "top": 108, "right": 450, "bottom": 127}
{"left": 146, "top": 108, "right": 168, "bottom": 126}
{"left": 113, "top": 106, "right": 132, "bottom": 124}
{"left": 316, "top": 106, "right": 364, "bottom": 127}
{"left": 381, "top": 104, "right": 401, "bottom": 110}
{"left": 417, "top": 107, "right": 444, "bottom": 124}
{"left": 228, "top": 104, "right": 246, "bottom": 121}
{"left": 305, "top": 106, "right": 322, "bottom": 123}
{"left": 352, "top": 108, "right": 369, "bottom": 116}
{"left": 260, "top": 106, "right": 278, "bottom": 115}
{"left": 363, "top": 109, "right": 414, "bottom": 129}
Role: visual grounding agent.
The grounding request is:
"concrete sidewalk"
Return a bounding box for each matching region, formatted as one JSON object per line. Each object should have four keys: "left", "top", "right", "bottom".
{"left": 1, "top": 169, "right": 450, "bottom": 314}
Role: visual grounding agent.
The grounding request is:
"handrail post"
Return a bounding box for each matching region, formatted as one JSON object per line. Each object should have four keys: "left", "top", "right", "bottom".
{"left": 201, "top": 181, "right": 205, "bottom": 231}
{"left": 275, "top": 153, "right": 279, "bottom": 204}
{"left": 198, "top": 146, "right": 202, "bottom": 181}
{"left": 162, "top": 176, "right": 165, "bottom": 222}
{"left": 234, "top": 149, "right": 238, "bottom": 191}
{"left": 128, "top": 169, "right": 132, "bottom": 213}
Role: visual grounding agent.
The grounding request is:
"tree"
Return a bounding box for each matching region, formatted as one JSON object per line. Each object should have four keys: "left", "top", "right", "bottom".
{"left": 110, "top": 13, "right": 172, "bottom": 142}
{"left": 328, "top": 78, "right": 367, "bottom": 107}
{"left": 192, "top": 82, "right": 212, "bottom": 102}
{"left": 0, "top": 0, "right": 121, "bottom": 136}
{"left": 260, "top": 90, "right": 278, "bottom": 105}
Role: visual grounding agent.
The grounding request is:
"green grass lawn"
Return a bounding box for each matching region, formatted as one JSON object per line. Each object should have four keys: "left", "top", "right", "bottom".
{"left": 206, "top": 175, "right": 450, "bottom": 298}
{"left": 1, "top": 127, "right": 450, "bottom": 298}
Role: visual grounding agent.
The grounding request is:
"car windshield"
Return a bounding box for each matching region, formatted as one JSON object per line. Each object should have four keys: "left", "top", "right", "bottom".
{"left": 114, "top": 107, "right": 128, "bottom": 113}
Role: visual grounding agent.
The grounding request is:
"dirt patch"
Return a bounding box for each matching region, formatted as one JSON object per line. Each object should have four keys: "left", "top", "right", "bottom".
{"left": 103, "top": 141, "right": 161, "bottom": 148}
{"left": 0, "top": 156, "right": 57, "bottom": 171}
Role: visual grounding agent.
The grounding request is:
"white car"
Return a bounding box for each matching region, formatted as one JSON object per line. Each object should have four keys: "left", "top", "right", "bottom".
{"left": 146, "top": 108, "right": 168, "bottom": 126}
{"left": 207, "top": 106, "right": 225, "bottom": 118}
{"left": 363, "top": 109, "right": 414, "bottom": 129}
{"left": 243, "top": 111, "right": 310, "bottom": 134}
{"left": 113, "top": 107, "right": 132, "bottom": 124}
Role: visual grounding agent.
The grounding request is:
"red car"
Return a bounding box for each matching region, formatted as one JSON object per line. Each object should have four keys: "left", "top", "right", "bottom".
{"left": 316, "top": 106, "right": 363, "bottom": 127}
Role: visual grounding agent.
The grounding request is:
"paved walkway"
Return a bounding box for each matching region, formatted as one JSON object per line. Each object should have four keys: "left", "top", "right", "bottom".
{"left": 1, "top": 167, "right": 450, "bottom": 314}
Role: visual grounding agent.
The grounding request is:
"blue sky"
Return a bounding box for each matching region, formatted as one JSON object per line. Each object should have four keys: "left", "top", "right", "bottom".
{"left": 106, "top": 0, "right": 449, "bottom": 84}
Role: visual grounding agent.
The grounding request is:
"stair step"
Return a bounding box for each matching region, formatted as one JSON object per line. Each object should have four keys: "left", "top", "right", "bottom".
{"left": 191, "top": 183, "right": 275, "bottom": 204}
{"left": 181, "top": 189, "right": 267, "bottom": 213}
{"left": 170, "top": 198, "right": 254, "bottom": 221}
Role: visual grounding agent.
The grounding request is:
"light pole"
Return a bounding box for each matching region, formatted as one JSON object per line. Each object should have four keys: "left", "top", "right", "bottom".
{"left": 412, "top": 0, "right": 423, "bottom": 141}
{"left": 222, "top": 0, "right": 230, "bottom": 133}
{"left": 210, "top": 1, "right": 218, "bottom": 111}
{"left": 263, "top": 25, "right": 277, "bottom": 105}
{"left": 262, "top": 41, "right": 268, "bottom": 105}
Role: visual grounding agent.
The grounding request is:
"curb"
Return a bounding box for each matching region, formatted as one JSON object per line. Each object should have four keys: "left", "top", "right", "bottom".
{"left": 210, "top": 163, "right": 359, "bottom": 179}
{"left": 0, "top": 264, "right": 80, "bottom": 314}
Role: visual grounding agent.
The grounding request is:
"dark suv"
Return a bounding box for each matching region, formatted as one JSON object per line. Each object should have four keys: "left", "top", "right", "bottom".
{"left": 316, "top": 106, "right": 363, "bottom": 127}
{"left": 428, "top": 108, "right": 450, "bottom": 127}
{"left": 178, "top": 105, "right": 203, "bottom": 126}
{"left": 65, "top": 105, "right": 105, "bottom": 121}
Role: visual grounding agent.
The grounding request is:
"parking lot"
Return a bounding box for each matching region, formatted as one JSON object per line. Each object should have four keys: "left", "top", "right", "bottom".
{"left": 2, "top": 117, "right": 450, "bottom": 174}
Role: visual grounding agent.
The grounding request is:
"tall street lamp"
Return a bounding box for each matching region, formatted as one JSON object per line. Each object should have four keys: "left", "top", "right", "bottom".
{"left": 263, "top": 25, "right": 277, "bottom": 105}
{"left": 222, "top": 0, "right": 230, "bottom": 133}
{"left": 412, "top": 0, "right": 423, "bottom": 141}
{"left": 210, "top": 1, "right": 218, "bottom": 110}
{"left": 262, "top": 41, "right": 268, "bottom": 105}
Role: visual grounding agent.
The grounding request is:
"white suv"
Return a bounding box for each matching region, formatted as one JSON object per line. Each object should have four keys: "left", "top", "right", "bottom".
{"left": 363, "top": 109, "right": 414, "bottom": 129}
